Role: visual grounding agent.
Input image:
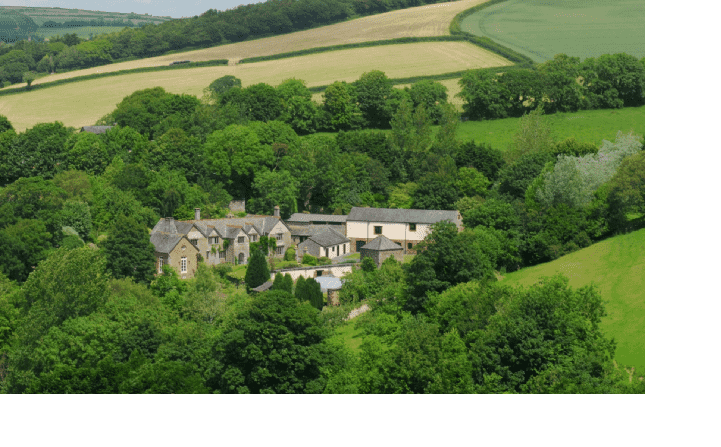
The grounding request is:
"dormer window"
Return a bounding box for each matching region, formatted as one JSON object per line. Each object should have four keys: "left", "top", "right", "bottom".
{"left": 409, "top": 223, "right": 417, "bottom": 231}
{"left": 238, "top": 236, "right": 245, "bottom": 243}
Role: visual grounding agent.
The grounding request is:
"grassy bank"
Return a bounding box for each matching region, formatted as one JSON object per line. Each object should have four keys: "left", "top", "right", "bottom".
{"left": 501, "top": 229, "right": 645, "bottom": 375}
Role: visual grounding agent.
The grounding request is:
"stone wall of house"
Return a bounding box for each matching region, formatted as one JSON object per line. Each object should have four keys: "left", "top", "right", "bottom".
{"left": 298, "top": 239, "right": 322, "bottom": 258}
{"left": 161, "top": 239, "right": 199, "bottom": 279}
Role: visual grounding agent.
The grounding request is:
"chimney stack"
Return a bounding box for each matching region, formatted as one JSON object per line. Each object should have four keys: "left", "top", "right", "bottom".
{"left": 274, "top": 205, "right": 280, "bottom": 218}
{"left": 195, "top": 208, "right": 201, "bottom": 220}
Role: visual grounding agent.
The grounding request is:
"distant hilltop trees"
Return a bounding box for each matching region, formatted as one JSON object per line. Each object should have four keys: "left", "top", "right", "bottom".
{"left": 42, "top": 18, "right": 137, "bottom": 28}
{"left": 0, "top": 10, "right": 38, "bottom": 43}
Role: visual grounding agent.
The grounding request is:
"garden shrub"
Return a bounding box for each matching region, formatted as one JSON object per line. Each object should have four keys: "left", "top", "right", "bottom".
{"left": 302, "top": 254, "right": 317, "bottom": 266}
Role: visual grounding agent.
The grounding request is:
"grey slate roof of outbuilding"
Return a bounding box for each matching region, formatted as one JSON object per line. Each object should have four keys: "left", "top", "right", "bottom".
{"left": 347, "top": 207, "right": 460, "bottom": 224}
{"left": 80, "top": 126, "right": 114, "bottom": 134}
{"left": 289, "top": 224, "right": 343, "bottom": 238}
{"left": 251, "top": 280, "right": 274, "bottom": 293}
{"left": 287, "top": 213, "right": 347, "bottom": 223}
{"left": 308, "top": 227, "right": 349, "bottom": 247}
{"left": 314, "top": 276, "right": 343, "bottom": 293}
{"left": 361, "top": 235, "right": 403, "bottom": 251}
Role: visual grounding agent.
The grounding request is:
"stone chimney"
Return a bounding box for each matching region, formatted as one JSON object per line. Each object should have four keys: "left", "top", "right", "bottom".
{"left": 229, "top": 199, "right": 246, "bottom": 213}
{"left": 274, "top": 205, "right": 280, "bottom": 218}
{"left": 195, "top": 208, "right": 201, "bottom": 220}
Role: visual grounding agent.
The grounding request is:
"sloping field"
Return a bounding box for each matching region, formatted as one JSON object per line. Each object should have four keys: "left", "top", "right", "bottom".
{"left": 0, "top": 42, "right": 511, "bottom": 131}
{"left": 5, "top": 0, "right": 487, "bottom": 90}
{"left": 461, "top": 0, "right": 644, "bottom": 62}
{"left": 500, "top": 229, "right": 645, "bottom": 374}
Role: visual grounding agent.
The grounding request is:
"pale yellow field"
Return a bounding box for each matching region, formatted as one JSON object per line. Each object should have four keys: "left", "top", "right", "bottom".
{"left": 1, "top": 0, "right": 487, "bottom": 90}
{"left": 0, "top": 43, "right": 509, "bottom": 130}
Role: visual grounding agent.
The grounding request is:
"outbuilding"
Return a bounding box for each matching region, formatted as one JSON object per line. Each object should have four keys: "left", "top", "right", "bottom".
{"left": 358, "top": 235, "right": 403, "bottom": 268}
{"left": 297, "top": 227, "right": 350, "bottom": 259}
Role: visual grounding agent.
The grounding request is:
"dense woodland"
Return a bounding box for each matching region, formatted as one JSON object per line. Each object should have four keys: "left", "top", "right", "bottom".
{"left": 0, "top": 50, "right": 645, "bottom": 391}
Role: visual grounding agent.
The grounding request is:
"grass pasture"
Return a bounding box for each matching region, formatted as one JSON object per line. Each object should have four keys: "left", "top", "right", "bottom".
{"left": 460, "top": 0, "right": 645, "bottom": 62}
{"left": 500, "top": 229, "right": 645, "bottom": 374}
{"left": 0, "top": 42, "right": 511, "bottom": 131}
{"left": 455, "top": 106, "right": 645, "bottom": 150}
{"left": 313, "top": 106, "right": 644, "bottom": 153}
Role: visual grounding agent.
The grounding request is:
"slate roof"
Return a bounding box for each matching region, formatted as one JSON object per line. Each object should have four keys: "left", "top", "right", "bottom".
{"left": 169, "top": 214, "right": 285, "bottom": 239}
{"left": 361, "top": 235, "right": 403, "bottom": 251}
{"left": 80, "top": 126, "right": 114, "bottom": 134}
{"left": 288, "top": 224, "right": 343, "bottom": 238}
{"left": 308, "top": 227, "right": 349, "bottom": 247}
{"left": 287, "top": 213, "right": 347, "bottom": 223}
{"left": 150, "top": 232, "right": 198, "bottom": 255}
{"left": 152, "top": 218, "right": 193, "bottom": 235}
{"left": 251, "top": 280, "right": 274, "bottom": 293}
{"left": 314, "top": 276, "right": 343, "bottom": 293}
{"left": 347, "top": 207, "right": 460, "bottom": 224}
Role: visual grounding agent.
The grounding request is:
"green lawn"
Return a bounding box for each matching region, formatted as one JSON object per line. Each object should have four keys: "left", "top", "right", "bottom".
{"left": 330, "top": 320, "right": 365, "bottom": 354}
{"left": 501, "top": 229, "right": 645, "bottom": 375}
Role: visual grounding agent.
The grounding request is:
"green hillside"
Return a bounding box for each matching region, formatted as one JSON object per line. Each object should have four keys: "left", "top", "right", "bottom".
{"left": 501, "top": 229, "right": 645, "bottom": 375}
{"left": 0, "top": 10, "right": 38, "bottom": 43}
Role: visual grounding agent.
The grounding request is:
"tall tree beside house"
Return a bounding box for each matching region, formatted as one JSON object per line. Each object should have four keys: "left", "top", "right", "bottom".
{"left": 309, "top": 279, "right": 324, "bottom": 311}
{"left": 245, "top": 246, "right": 270, "bottom": 292}
{"left": 273, "top": 273, "right": 286, "bottom": 292}
{"left": 283, "top": 274, "right": 294, "bottom": 294}
{"left": 104, "top": 214, "right": 156, "bottom": 285}
{"left": 295, "top": 275, "right": 307, "bottom": 302}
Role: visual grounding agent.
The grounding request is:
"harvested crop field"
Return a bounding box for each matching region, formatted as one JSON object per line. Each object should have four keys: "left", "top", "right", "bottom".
{"left": 1, "top": 42, "right": 511, "bottom": 131}
{"left": 6, "top": 0, "right": 488, "bottom": 90}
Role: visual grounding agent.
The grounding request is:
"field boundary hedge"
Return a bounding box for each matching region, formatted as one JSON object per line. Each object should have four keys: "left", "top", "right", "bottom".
{"left": 449, "top": 0, "right": 534, "bottom": 67}
{"left": 0, "top": 59, "right": 228, "bottom": 98}
{"left": 307, "top": 64, "right": 530, "bottom": 94}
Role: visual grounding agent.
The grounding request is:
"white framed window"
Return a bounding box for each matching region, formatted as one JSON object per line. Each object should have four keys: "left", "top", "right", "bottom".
{"left": 181, "top": 257, "right": 187, "bottom": 273}
{"left": 210, "top": 237, "right": 219, "bottom": 244}
{"left": 251, "top": 235, "right": 257, "bottom": 242}
{"left": 191, "top": 239, "right": 198, "bottom": 246}
{"left": 158, "top": 257, "right": 164, "bottom": 273}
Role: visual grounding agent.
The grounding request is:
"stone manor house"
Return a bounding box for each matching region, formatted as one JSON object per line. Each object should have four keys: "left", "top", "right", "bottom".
{"left": 151, "top": 205, "right": 462, "bottom": 279}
